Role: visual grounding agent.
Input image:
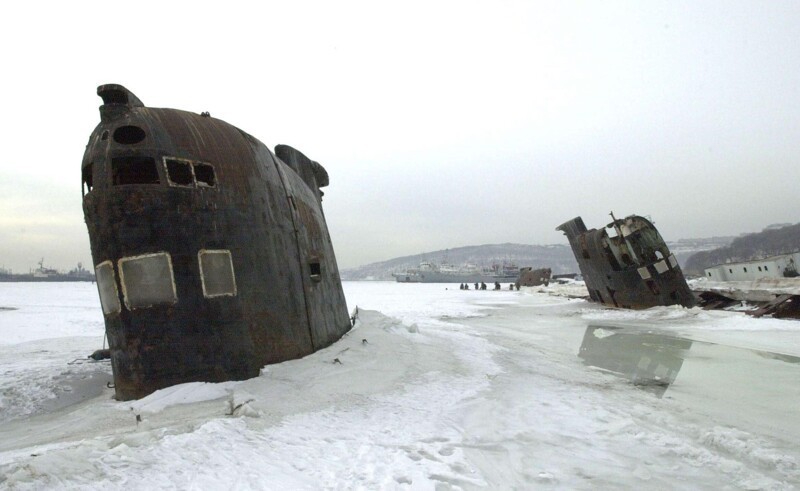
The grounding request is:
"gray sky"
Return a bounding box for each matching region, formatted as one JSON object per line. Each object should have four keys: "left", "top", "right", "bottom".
{"left": 1, "top": 0, "right": 799, "bottom": 273}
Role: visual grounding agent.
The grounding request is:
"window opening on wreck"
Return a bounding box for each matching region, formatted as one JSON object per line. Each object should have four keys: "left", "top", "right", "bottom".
{"left": 165, "top": 159, "right": 194, "bottom": 186}
{"left": 729, "top": 268, "right": 733, "bottom": 274}
{"left": 101, "top": 130, "right": 109, "bottom": 141}
{"left": 163, "top": 157, "right": 216, "bottom": 188}
{"left": 758, "top": 266, "right": 762, "bottom": 272}
{"left": 765, "top": 265, "right": 769, "bottom": 271}
{"left": 194, "top": 163, "right": 216, "bottom": 187}
{"left": 309, "top": 260, "right": 322, "bottom": 281}
{"left": 744, "top": 267, "right": 748, "bottom": 273}
{"left": 112, "top": 156, "right": 159, "bottom": 185}
{"left": 199, "top": 250, "right": 237, "bottom": 297}
{"left": 82, "top": 163, "right": 93, "bottom": 195}
{"left": 95, "top": 261, "right": 121, "bottom": 315}
{"left": 118, "top": 252, "right": 177, "bottom": 310}
{"left": 708, "top": 272, "right": 712, "bottom": 277}
{"left": 580, "top": 236, "right": 590, "bottom": 259}
{"left": 601, "top": 240, "right": 623, "bottom": 271}
{"left": 113, "top": 125, "right": 146, "bottom": 145}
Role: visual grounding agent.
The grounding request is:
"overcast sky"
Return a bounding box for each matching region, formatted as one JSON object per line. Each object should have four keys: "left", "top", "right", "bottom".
{"left": 1, "top": 0, "right": 799, "bottom": 273}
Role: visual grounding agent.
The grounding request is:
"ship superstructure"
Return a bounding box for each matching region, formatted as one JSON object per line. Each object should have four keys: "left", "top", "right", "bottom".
{"left": 393, "top": 261, "right": 521, "bottom": 283}
{"left": 557, "top": 213, "right": 695, "bottom": 309}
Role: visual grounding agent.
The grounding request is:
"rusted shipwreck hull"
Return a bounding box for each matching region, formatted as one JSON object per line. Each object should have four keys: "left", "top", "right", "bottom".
{"left": 516, "top": 267, "right": 552, "bottom": 287}
{"left": 81, "top": 84, "right": 351, "bottom": 400}
{"left": 557, "top": 214, "right": 696, "bottom": 309}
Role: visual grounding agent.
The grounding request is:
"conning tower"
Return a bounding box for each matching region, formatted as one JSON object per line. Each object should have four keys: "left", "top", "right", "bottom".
{"left": 557, "top": 214, "right": 696, "bottom": 309}
{"left": 82, "top": 84, "right": 351, "bottom": 400}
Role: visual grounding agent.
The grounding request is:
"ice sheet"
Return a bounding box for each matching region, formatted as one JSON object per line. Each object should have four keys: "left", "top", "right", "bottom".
{"left": 0, "top": 281, "right": 798, "bottom": 489}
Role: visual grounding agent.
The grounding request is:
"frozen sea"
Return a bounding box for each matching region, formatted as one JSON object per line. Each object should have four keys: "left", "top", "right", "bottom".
{"left": 0, "top": 281, "right": 799, "bottom": 490}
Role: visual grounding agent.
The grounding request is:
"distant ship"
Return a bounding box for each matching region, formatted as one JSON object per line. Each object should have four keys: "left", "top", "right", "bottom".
{"left": 0, "top": 260, "right": 95, "bottom": 282}
{"left": 393, "top": 261, "right": 521, "bottom": 283}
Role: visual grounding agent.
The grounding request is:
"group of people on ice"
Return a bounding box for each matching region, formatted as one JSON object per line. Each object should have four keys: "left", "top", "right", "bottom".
{"left": 459, "top": 282, "right": 519, "bottom": 291}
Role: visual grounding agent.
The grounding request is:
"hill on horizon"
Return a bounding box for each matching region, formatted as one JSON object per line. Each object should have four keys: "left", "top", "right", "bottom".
{"left": 340, "top": 243, "right": 578, "bottom": 280}
{"left": 684, "top": 223, "right": 800, "bottom": 274}
{"left": 342, "top": 236, "right": 737, "bottom": 281}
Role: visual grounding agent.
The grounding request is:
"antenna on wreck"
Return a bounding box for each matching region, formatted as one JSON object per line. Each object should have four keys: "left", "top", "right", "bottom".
{"left": 609, "top": 211, "right": 624, "bottom": 239}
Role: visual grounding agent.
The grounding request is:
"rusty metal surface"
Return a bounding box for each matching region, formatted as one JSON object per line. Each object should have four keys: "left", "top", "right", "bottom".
{"left": 695, "top": 289, "right": 800, "bottom": 319}
{"left": 747, "top": 295, "right": 800, "bottom": 319}
{"left": 516, "top": 267, "right": 552, "bottom": 287}
{"left": 82, "top": 84, "right": 351, "bottom": 400}
{"left": 557, "top": 214, "right": 696, "bottom": 309}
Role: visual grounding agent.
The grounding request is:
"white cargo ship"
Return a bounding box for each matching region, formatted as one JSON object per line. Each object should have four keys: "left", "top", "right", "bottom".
{"left": 392, "top": 261, "right": 520, "bottom": 283}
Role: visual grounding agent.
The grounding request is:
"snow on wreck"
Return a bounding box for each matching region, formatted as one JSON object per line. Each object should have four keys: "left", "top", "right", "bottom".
{"left": 81, "top": 84, "right": 351, "bottom": 400}
{"left": 557, "top": 213, "right": 696, "bottom": 309}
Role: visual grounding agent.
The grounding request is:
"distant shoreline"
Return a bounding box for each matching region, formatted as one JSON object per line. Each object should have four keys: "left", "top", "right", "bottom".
{"left": 0, "top": 277, "right": 95, "bottom": 283}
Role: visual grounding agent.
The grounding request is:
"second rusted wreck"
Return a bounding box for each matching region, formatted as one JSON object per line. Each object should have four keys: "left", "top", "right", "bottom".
{"left": 557, "top": 213, "right": 696, "bottom": 309}
{"left": 516, "top": 267, "right": 552, "bottom": 288}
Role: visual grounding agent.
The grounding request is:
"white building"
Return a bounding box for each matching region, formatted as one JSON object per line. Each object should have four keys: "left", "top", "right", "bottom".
{"left": 704, "top": 252, "right": 800, "bottom": 281}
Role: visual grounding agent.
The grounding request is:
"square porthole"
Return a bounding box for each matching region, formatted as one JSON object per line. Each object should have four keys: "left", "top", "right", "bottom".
{"left": 95, "top": 260, "right": 121, "bottom": 315}
{"left": 163, "top": 157, "right": 217, "bottom": 188}
{"left": 194, "top": 163, "right": 216, "bottom": 187}
{"left": 118, "top": 252, "right": 177, "bottom": 310}
{"left": 309, "top": 259, "right": 322, "bottom": 281}
{"left": 199, "top": 249, "right": 237, "bottom": 297}
{"left": 112, "top": 156, "right": 159, "bottom": 185}
{"left": 165, "top": 158, "right": 194, "bottom": 186}
{"left": 82, "top": 163, "right": 94, "bottom": 196}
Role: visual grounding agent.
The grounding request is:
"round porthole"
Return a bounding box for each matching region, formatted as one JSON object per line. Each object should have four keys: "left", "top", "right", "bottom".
{"left": 113, "top": 125, "right": 146, "bottom": 144}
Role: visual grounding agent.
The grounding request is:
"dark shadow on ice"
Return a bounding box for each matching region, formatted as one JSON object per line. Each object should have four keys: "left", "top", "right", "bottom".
{"left": 578, "top": 326, "right": 692, "bottom": 398}
{"left": 755, "top": 351, "right": 800, "bottom": 364}
{"left": 579, "top": 325, "right": 800, "bottom": 399}
{"left": 40, "top": 369, "right": 112, "bottom": 414}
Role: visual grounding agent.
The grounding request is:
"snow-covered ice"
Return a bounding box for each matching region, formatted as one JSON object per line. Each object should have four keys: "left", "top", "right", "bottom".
{"left": 1, "top": 281, "right": 799, "bottom": 489}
